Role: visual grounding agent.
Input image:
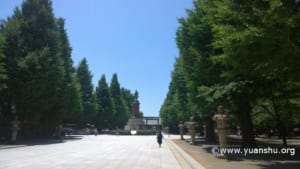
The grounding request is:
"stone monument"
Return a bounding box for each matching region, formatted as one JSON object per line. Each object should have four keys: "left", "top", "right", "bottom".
{"left": 213, "top": 105, "right": 229, "bottom": 158}
{"left": 124, "top": 99, "right": 145, "bottom": 130}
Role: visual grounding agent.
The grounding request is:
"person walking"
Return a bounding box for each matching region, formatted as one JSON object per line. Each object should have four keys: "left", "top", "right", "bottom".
{"left": 157, "top": 130, "right": 163, "bottom": 148}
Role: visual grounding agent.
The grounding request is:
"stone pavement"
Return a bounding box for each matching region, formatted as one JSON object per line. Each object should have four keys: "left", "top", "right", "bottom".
{"left": 168, "top": 134, "right": 300, "bottom": 169}
{"left": 0, "top": 135, "right": 204, "bottom": 169}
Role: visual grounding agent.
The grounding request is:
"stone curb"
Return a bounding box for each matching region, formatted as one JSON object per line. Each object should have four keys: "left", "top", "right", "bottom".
{"left": 165, "top": 138, "right": 206, "bottom": 169}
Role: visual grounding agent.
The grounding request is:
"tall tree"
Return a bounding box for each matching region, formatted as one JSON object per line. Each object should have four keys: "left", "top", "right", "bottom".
{"left": 57, "top": 18, "right": 82, "bottom": 122}
{"left": 204, "top": 0, "right": 300, "bottom": 146}
{"left": 175, "top": 0, "right": 222, "bottom": 140}
{"left": 0, "top": 34, "right": 7, "bottom": 91}
{"left": 1, "top": 0, "right": 67, "bottom": 137}
{"left": 0, "top": 8, "right": 23, "bottom": 130}
{"left": 76, "top": 58, "right": 97, "bottom": 127}
{"left": 95, "top": 75, "right": 114, "bottom": 129}
{"left": 121, "top": 87, "right": 135, "bottom": 115}
{"left": 110, "top": 74, "right": 129, "bottom": 128}
{"left": 0, "top": 34, "right": 7, "bottom": 131}
{"left": 160, "top": 57, "right": 189, "bottom": 133}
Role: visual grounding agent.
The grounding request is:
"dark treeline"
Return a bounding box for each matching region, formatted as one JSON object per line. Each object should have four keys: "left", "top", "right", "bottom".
{"left": 160, "top": 0, "right": 300, "bottom": 146}
{"left": 0, "top": 0, "right": 136, "bottom": 138}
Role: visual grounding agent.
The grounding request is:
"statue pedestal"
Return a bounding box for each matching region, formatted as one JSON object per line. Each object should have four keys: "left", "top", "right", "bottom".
{"left": 188, "top": 117, "right": 196, "bottom": 145}
{"left": 178, "top": 122, "right": 184, "bottom": 140}
{"left": 124, "top": 115, "right": 145, "bottom": 130}
{"left": 216, "top": 153, "right": 226, "bottom": 159}
{"left": 213, "top": 105, "right": 229, "bottom": 159}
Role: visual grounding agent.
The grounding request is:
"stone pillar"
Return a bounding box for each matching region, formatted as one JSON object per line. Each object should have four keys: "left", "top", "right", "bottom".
{"left": 178, "top": 121, "right": 184, "bottom": 140}
{"left": 188, "top": 116, "right": 196, "bottom": 145}
{"left": 11, "top": 116, "right": 20, "bottom": 142}
{"left": 10, "top": 104, "right": 20, "bottom": 142}
{"left": 213, "top": 105, "right": 229, "bottom": 158}
{"left": 55, "top": 121, "right": 64, "bottom": 141}
{"left": 237, "top": 126, "right": 241, "bottom": 135}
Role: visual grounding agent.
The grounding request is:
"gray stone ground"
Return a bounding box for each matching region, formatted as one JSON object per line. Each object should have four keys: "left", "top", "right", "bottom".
{"left": 170, "top": 134, "right": 300, "bottom": 169}
{"left": 0, "top": 135, "right": 201, "bottom": 169}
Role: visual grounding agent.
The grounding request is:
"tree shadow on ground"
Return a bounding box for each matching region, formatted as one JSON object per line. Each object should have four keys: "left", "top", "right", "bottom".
{"left": 0, "top": 135, "right": 83, "bottom": 149}
{"left": 184, "top": 137, "right": 218, "bottom": 146}
{"left": 178, "top": 136, "right": 300, "bottom": 169}
{"left": 202, "top": 145, "right": 300, "bottom": 161}
{"left": 195, "top": 136, "right": 300, "bottom": 162}
{"left": 257, "top": 161, "right": 300, "bottom": 169}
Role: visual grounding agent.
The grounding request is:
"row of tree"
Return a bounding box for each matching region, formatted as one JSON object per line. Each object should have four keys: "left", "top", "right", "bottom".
{"left": 0, "top": 0, "right": 136, "bottom": 138}
{"left": 77, "top": 59, "right": 138, "bottom": 130}
{"left": 160, "top": 0, "right": 300, "bottom": 146}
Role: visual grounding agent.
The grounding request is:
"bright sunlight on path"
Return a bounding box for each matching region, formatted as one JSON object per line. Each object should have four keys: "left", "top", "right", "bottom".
{"left": 0, "top": 135, "right": 182, "bottom": 169}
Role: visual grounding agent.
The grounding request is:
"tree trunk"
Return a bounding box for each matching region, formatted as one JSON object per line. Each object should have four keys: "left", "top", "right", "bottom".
{"left": 278, "top": 120, "right": 288, "bottom": 146}
{"left": 235, "top": 97, "right": 256, "bottom": 147}
{"left": 205, "top": 118, "right": 215, "bottom": 142}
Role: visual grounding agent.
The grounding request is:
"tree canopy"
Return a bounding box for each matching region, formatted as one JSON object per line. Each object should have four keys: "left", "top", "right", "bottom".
{"left": 110, "top": 74, "right": 130, "bottom": 128}
{"left": 0, "top": 0, "right": 139, "bottom": 138}
{"left": 160, "top": 0, "right": 300, "bottom": 146}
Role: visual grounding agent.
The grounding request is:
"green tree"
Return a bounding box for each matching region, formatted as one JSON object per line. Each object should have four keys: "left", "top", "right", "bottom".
{"left": 95, "top": 75, "right": 114, "bottom": 129}
{"left": 0, "top": 34, "right": 7, "bottom": 128}
{"left": 121, "top": 88, "right": 135, "bottom": 115}
{"left": 57, "top": 18, "right": 82, "bottom": 123}
{"left": 0, "top": 34, "right": 7, "bottom": 91}
{"left": 204, "top": 0, "right": 300, "bottom": 146}
{"left": 174, "top": 0, "right": 221, "bottom": 140}
{"left": 0, "top": 8, "right": 23, "bottom": 129}
{"left": 76, "top": 58, "right": 97, "bottom": 127}
{"left": 110, "top": 74, "right": 130, "bottom": 128}
{"left": 0, "top": 0, "right": 68, "bottom": 137}
{"left": 160, "top": 58, "right": 189, "bottom": 133}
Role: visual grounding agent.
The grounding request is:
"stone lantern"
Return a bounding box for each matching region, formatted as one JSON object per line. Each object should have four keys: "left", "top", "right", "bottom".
{"left": 188, "top": 116, "right": 196, "bottom": 145}
{"left": 213, "top": 105, "right": 229, "bottom": 158}
{"left": 11, "top": 105, "right": 20, "bottom": 142}
{"left": 178, "top": 121, "right": 184, "bottom": 140}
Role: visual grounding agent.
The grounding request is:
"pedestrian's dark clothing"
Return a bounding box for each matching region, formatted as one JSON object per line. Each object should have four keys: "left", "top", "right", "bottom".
{"left": 157, "top": 133, "right": 163, "bottom": 147}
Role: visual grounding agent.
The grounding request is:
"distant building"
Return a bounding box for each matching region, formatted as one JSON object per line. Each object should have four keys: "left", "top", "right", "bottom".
{"left": 143, "top": 117, "right": 161, "bottom": 130}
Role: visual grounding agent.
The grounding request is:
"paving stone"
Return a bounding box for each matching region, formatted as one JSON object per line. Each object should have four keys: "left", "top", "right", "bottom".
{"left": 0, "top": 135, "right": 183, "bottom": 169}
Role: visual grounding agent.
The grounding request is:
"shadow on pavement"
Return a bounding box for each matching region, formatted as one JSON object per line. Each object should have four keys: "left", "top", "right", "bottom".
{"left": 202, "top": 146, "right": 300, "bottom": 161}
{"left": 257, "top": 162, "right": 300, "bottom": 169}
{"left": 189, "top": 137, "right": 300, "bottom": 161}
{"left": 0, "top": 135, "right": 83, "bottom": 149}
{"left": 174, "top": 137, "right": 300, "bottom": 169}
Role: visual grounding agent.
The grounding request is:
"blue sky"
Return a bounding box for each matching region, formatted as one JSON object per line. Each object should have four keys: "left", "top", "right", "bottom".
{"left": 0, "top": 0, "right": 194, "bottom": 117}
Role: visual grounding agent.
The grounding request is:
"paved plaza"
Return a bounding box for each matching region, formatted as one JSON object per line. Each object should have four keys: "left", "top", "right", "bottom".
{"left": 0, "top": 135, "right": 204, "bottom": 169}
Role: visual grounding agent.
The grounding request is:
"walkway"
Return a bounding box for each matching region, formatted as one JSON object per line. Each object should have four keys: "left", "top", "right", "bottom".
{"left": 0, "top": 135, "right": 204, "bottom": 169}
